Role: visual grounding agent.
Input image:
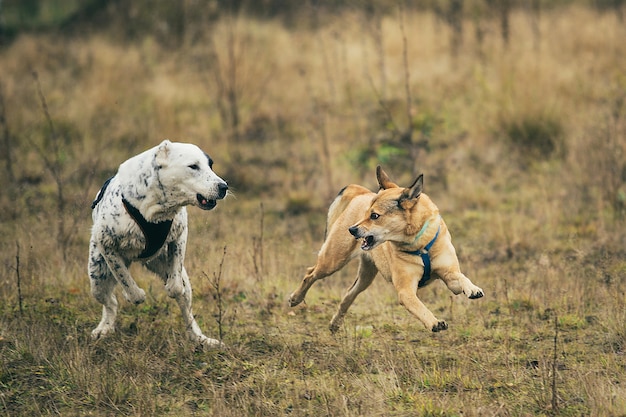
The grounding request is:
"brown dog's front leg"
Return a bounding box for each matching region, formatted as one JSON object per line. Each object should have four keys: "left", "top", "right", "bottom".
{"left": 398, "top": 290, "right": 447, "bottom": 331}
{"left": 439, "top": 270, "right": 484, "bottom": 300}
{"left": 394, "top": 274, "right": 447, "bottom": 331}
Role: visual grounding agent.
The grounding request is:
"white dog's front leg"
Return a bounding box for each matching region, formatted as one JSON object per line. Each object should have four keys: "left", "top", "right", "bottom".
{"left": 168, "top": 267, "right": 223, "bottom": 349}
{"left": 100, "top": 247, "right": 146, "bottom": 305}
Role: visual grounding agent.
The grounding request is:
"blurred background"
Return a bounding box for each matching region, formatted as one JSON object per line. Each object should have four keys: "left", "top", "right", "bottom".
{"left": 1, "top": 0, "right": 625, "bottom": 273}
{"left": 0, "top": 1, "right": 625, "bottom": 415}
{"left": 1, "top": 0, "right": 625, "bottom": 243}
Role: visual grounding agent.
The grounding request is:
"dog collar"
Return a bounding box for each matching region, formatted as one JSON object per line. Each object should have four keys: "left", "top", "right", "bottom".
{"left": 412, "top": 216, "right": 433, "bottom": 243}
{"left": 122, "top": 197, "right": 173, "bottom": 259}
{"left": 406, "top": 214, "right": 441, "bottom": 248}
{"left": 403, "top": 218, "right": 441, "bottom": 288}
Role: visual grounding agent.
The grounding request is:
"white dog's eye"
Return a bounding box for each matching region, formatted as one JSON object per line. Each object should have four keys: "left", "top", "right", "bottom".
{"left": 370, "top": 212, "right": 380, "bottom": 220}
{"left": 188, "top": 164, "right": 200, "bottom": 171}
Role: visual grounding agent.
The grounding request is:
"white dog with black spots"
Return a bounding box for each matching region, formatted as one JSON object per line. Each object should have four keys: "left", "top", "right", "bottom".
{"left": 89, "top": 140, "right": 228, "bottom": 348}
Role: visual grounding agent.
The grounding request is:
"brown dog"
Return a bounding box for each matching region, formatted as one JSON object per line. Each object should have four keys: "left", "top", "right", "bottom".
{"left": 289, "top": 166, "right": 483, "bottom": 333}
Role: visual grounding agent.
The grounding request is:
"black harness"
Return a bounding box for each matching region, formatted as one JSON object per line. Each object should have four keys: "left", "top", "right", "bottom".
{"left": 91, "top": 176, "right": 114, "bottom": 209}
{"left": 92, "top": 176, "right": 173, "bottom": 259}
{"left": 121, "top": 198, "right": 173, "bottom": 259}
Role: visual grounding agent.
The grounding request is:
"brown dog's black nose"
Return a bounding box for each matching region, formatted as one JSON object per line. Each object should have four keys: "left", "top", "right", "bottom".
{"left": 348, "top": 226, "right": 359, "bottom": 238}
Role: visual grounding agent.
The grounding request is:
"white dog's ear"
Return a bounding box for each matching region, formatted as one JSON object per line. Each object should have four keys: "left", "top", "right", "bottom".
{"left": 155, "top": 140, "right": 172, "bottom": 167}
{"left": 377, "top": 166, "right": 399, "bottom": 190}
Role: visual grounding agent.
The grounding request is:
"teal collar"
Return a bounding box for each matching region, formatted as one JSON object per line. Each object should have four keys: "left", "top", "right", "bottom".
{"left": 407, "top": 215, "right": 441, "bottom": 249}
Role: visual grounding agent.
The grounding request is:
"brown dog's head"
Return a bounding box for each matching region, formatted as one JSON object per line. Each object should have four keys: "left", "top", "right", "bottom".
{"left": 348, "top": 166, "right": 423, "bottom": 251}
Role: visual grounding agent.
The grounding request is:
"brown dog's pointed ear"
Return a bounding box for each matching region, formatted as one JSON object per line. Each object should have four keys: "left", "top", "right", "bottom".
{"left": 376, "top": 166, "right": 399, "bottom": 190}
{"left": 401, "top": 174, "right": 423, "bottom": 201}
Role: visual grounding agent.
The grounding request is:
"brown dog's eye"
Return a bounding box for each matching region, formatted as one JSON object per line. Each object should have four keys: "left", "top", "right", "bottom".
{"left": 370, "top": 212, "right": 380, "bottom": 220}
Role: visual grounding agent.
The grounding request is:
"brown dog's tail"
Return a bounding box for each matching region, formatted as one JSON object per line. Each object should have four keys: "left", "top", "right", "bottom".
{"left": 324, "top": 184, "right": 371, "bottom": 239}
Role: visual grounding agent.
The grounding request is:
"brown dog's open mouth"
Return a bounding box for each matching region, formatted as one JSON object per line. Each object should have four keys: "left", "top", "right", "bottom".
{"left": 197, "top": 194, "right": 217, "bottom": 210}
{"left": 361, "top": 235, "right": 376, "bottom": 251}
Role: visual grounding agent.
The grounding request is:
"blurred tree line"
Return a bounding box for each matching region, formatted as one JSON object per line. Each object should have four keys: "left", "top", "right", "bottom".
{"left": 0, "top": 0, "right": 624, "bottom": 256}
{"left": 1, "top": 0, "right": 623, "bottom": 48}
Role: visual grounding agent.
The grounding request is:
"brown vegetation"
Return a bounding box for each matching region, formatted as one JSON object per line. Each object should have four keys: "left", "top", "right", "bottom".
{"left": 1, "top": 2, "right": 626, "bottom": 416}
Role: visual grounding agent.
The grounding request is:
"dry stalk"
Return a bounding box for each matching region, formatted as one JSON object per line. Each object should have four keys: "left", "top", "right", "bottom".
{"left": 32, "top": 71, "right": 68, "bottom": 258}
{"left": 15, "top": 241, "right": 23, "bottom": 315}
{"left": 208, "top": 246, "right": 228, "bottom": 341}
{"left": 251, "top": 202, "right": 264, "bottom": 280}
{"left": 372, "top": 10, "right": 386, "bottom": 100}
{"left": 398, "top": 2, "right": 423, "bottom": 177}
{"left": 365, "top": 64, "right": 400, "bottom": 138}
{"left": 0, "top": 81, "right": 15, "bottom": 183}
{"left": 551, "top": 313, "right": 559, "bottom": 415}
{"left": 208, "top": 18, "right": 240, "bottom": 143}
{"left": 398, "top": 2, "right": 412, "bottom": 142}
{"left": 444, "top": 0, "right": 463, "bottom": 58}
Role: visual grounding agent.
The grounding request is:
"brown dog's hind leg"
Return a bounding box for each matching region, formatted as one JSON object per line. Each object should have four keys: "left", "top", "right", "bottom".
{"left": 329, "top": 257, "right": 377, "bottom": 333}
{"left": 288, "top": 232, "right": 358, "bottom": 307}
{"left": 288, "top": 255, "right": 351, "bottom": 307}
{"left": 288, "top": 265, "right": 321, "bottom": 307}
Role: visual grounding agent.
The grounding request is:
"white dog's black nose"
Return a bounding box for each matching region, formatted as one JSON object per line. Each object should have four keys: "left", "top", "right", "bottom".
{"left": 217, "top": 182, "right": 228, "bottom": 199}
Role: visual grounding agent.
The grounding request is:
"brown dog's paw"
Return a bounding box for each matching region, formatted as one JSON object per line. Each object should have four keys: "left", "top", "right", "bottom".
{"left": 288, "top": 295, "right": 303, "bottom": 307}
{"left": 468, "top": 289, "right": 484, "bottom": 299}
{"left": 432, "top": 321, "right": 448, "bottom": 332}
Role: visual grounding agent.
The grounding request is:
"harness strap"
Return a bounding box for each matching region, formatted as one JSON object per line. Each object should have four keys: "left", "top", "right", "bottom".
{"left": 91, "top": 176, "right": 115, "bottom": 209}
{"left": 122, "top": 197, "right": 173, "bottom": 259}
{"left": 403, "top": 224, "right": 441, "bottom": 288}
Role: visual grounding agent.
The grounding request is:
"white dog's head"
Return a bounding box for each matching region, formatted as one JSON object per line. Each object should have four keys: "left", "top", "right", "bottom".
{"left": 154, "top": 140, "right": 228, "bottom": 211}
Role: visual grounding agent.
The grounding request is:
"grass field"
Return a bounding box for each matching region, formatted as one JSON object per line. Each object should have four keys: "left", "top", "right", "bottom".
{"left": 1, "top": 3, "right": 626, "bottom": 416}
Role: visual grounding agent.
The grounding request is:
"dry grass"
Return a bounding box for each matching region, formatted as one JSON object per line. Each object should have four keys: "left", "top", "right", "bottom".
{"left": 1, "top": 4, "right": 626, "bottom": 416}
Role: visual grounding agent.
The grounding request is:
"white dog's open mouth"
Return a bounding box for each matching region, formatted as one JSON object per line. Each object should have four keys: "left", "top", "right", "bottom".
{"left": 361, "top": 235, "right": 376, "bottom": 251}
{"left": 197, "top": 194, "right": 217, "bottom": 210}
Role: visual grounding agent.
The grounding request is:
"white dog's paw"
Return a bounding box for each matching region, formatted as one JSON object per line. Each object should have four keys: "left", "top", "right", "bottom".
{"left": 465, "top": 285, "right": 484, "bottom": 299}
{"left": 91, "top": 325, "right": 115, "bottom": 340}
{"left": 198, "top": 335, "right": 225, "bottom": 350}
{"left": 124, "top": 287, "right": 146, "bottom": 305}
